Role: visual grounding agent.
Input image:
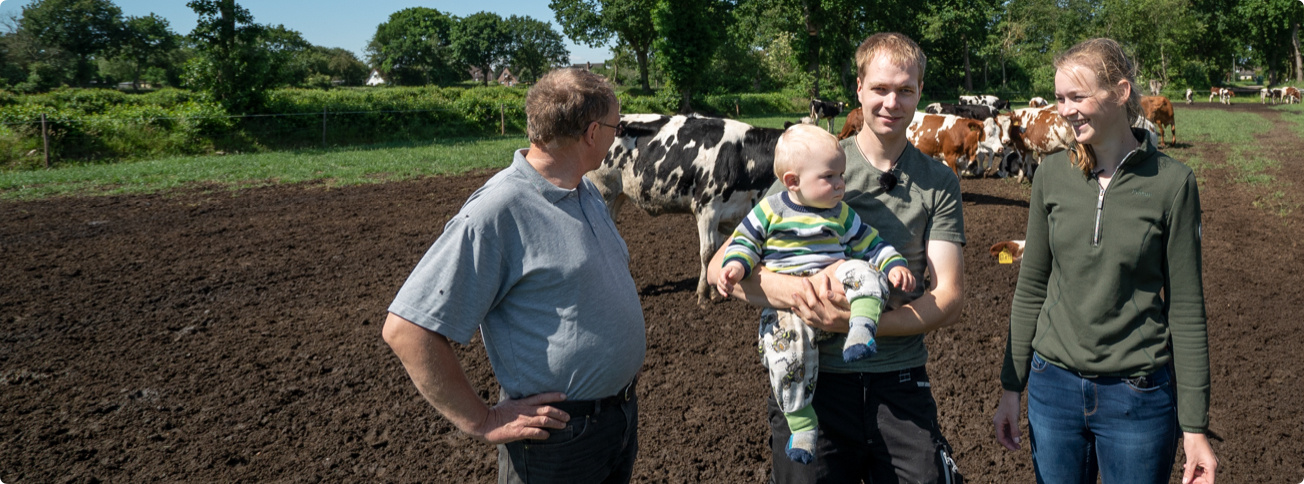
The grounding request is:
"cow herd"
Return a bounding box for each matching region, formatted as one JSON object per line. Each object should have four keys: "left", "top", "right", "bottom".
{"left": 583, "top": 86, "right": 1264, "bottom": 300}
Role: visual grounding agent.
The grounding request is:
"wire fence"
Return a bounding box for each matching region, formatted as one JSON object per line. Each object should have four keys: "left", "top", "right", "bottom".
{"left": 0, "top": 104, "right": 532, "bottom": 169}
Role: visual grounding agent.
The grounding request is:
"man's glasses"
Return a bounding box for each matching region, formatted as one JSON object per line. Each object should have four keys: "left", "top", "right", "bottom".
{"left": 595, "top": 120, "right": 624, "bottom": 137}
{"left": 879, "top": 172, "right": 898, "bottom": 191}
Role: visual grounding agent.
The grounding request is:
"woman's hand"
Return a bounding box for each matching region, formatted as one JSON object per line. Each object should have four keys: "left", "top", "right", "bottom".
{"left": 993, "top": 390, "right": 1023, "bottom": 451}
{"left": 1181, "top": 432, "right": 1217, "bottom": 484}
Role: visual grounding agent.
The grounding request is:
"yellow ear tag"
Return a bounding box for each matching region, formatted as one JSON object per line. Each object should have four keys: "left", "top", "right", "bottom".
{"left": 998, "top": 250, "right": 1013, "bottom": 264}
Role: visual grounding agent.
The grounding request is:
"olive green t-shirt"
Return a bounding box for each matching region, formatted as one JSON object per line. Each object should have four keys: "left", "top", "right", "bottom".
{"left": 767, "top": 139, "right": 966, "bottom": 373}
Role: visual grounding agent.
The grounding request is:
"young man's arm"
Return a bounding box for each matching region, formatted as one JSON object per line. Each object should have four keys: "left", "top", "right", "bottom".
{"left": 382, "top": 313, "right": 570, "bottom": 444}
{"left": 789, "top": 239, "right": 964, "bottom": 337}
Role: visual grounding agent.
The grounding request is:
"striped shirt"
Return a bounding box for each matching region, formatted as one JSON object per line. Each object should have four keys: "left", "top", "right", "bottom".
{"left": 723, "top": 192, "right": 907, "bottom": 278}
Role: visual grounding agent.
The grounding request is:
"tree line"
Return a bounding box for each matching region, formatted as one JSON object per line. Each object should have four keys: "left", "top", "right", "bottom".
{"left": 2, "top": 0, "right": 1302, "bottom": 115}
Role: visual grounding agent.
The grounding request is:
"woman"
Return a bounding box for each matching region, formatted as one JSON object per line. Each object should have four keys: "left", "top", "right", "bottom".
{"left": 991, "top": 38, "right": 1218, "bottom": 484}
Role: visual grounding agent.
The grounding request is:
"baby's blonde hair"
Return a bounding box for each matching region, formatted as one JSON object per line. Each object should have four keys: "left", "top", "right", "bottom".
{"left": 774, "top": 124, "right": 841, "bottom": 179}
{"left": 1054, "top": 38, "right": 1142, "bottom": 176}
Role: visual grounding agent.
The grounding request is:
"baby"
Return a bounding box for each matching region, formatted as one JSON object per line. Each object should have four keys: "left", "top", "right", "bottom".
{"left": 717, "top": 124, "right": 915, "bottom": 464}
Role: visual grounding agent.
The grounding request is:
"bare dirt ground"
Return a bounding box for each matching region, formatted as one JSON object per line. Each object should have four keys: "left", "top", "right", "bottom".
{"left": 2, "top": 102, "right": 1302, "bottom": 483}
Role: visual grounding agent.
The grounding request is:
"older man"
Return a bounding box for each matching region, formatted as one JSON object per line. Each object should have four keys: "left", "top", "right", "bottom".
{"left": 383, "top": 68, "right": 645, "bottom": 484}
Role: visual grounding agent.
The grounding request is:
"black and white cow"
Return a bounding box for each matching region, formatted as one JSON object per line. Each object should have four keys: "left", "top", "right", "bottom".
{"left": 586, "top": 114, "right": 784, "bottom": 304}
{"left": 958, "top": 94, "right": 1011, "bottom": 111}
{"left": 924, "top": 102, "right": 999, "bottom": 121}
{"left": 809, "top": 98, "right": 847, "bottom": 133}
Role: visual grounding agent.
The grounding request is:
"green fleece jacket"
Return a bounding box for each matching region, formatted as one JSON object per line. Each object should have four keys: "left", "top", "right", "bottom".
{"left": 1000, "top": 129, "right": 1210, "bottom": 433}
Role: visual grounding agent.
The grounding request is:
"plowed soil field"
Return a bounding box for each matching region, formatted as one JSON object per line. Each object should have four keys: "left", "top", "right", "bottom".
{"left": 3, "top": 102, "right": 1302, "bottom": 483}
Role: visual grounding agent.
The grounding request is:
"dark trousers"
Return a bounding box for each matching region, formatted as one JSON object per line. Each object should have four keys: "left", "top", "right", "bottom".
{"left": 498, "top": 388, "right": 638, "bottom": 484}
{"left": 767, "top": 367, "right": 962, "bottom": 484}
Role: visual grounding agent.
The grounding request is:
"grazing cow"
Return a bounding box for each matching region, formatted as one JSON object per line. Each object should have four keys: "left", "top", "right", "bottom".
{"left": 989, "top": 240, "right": 1026, "bottom": 262}
{"left": 587, "top": 114, "right": 784, "bottom": 304}
{"left": 838, "top": 107, "right": 863, "bottom": 140}
{"left": 1208, "top": 87, "right": 1234, "bottom": 104}
{"left": 1284, "top": 87, "right": 1301, "bottom": 104}
{"left": 809, "top": 98, "right": 846, "bottom": 133}
{"left": 907, "top": 112, "right": 1004, "bottom": 176}
{"left": 1140, "top": 95, "right": 1176, "bottom": 148}
{"left": 1185, "top": 88, "right": 1193, "bottom": 104}
{"left": 1268, "top": 88, "right": 1286, "bottom": 104}
{"left": 992, "top": 107, "right": 1075, "bottom": 182}
{"left": 924, "top": 102, "right": 999, "bottom": 121}
{"left": 958, "top": 94, "right": 1011, "bottom": 111}
{"left": 1028, "top": 97, "right": 1049, "bottom": 108}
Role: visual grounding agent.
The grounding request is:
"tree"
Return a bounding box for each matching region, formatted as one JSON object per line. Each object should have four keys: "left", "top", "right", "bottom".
{"left": 365, "top": 7, "right": 459, "bottom": 85}
{"left": 319, "top": 47, "right": 369, "bottom": 86}
{"left": 505, "top": 15, "right": 569, "bottom": 82}
{"left": 260, "top": 25, "right": 312, "bottom": 87}
{"left": 113, "top": 14, "right": 178, "bottom": 89}
{"left": 20, "top": 0, "right": 123, "bottom": 86}
{"left": 551, "top": 0, "right": 658, "bottom": 91}
{"left": 652, "top": 0, "right": 724, "bottom": 112}
{"left": 451, "top": 12, "right": 510, "bottom": 86}
{"left": 1236, "top": 0, "right": 1303, "bottom": 84}
{"left": 185, "top": 0, "right": 272, "bottom": 111}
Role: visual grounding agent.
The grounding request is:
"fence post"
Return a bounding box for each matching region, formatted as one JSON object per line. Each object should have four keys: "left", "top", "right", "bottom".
{"left": 41, "top": 113, "right": 49, "bottom": 169}
{"left": 500, "top": 104, "right": 505, "bottom": 135}
{"left": 322, "top": 106, "right": 327, "bottom": 149}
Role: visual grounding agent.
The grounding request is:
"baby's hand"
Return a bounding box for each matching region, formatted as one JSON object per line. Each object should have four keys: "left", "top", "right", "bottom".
{"left": 888, "top": 266, "right": 915, "bottom": 292}
{"left": 718, "top": 262, "right": 745, "bottom": 297}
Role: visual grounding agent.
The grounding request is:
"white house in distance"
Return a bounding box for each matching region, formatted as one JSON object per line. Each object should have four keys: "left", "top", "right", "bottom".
{"left": 366, "top": 69, "right": 385, "bottom": 86}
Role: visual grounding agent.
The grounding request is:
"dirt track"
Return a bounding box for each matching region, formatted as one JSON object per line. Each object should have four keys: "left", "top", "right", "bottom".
{"left": 2, "top": 103, "right": 1302, "bottom": 483}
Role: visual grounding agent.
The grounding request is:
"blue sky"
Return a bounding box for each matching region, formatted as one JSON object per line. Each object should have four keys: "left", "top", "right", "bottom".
{"left": 0, "top": 0, "right": 614, "bottom": 64}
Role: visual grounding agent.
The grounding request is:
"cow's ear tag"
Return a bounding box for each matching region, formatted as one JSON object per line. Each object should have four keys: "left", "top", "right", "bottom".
{"left": 998, "top": 250, "right": 1013, "bottom": 264}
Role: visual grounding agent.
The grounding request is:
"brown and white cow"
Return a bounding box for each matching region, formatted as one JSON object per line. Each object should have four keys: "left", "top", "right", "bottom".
{"left": 838, "top": 107, "right": 864, "bottom": 140}
{"left": 1285, "top": 87, "right": 1302, "bottom": 104}
{"left": 907, "top": 112, "right": 1004, "bottom": 176}
{"left": 1028, "top": 97, "right": 1049, "bottom": 108}
{"left": 1209, "top": 87, "right": 1234, "bottom": 104}
{"left": 1140, "top": 95, "right": 1176, "bottom": 148}
{"left": 587, "top": 114, "right": 784, "bottom": 304}
{"left": 992, "top": 107, "right": 1075, "bottom": 182}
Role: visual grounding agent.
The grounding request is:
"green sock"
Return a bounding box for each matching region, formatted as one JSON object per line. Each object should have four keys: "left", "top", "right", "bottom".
{"left": 785, "top": 405, "right": 818, "bottom": 433}
{"left": 850, "top": 296, "right": 883, "bottom": 324}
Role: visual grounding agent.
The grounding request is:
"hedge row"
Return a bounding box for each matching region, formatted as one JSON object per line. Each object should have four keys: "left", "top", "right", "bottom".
{"left": 0, "top": 86, "right": 811, "bottom": 170}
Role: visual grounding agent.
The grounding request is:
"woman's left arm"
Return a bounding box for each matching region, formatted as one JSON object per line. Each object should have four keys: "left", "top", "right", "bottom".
{"left": 1167, "top": 171, "right": 1211, "bottom": 433}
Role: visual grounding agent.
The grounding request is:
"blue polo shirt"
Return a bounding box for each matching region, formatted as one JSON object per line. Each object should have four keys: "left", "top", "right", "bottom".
{"left": 390, "top": 149, "right": 646, "bottom": 401}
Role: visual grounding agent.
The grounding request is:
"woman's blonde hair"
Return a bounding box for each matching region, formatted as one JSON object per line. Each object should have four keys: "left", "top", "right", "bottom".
{"left": 1053, "top": 38, "right": 1142, "bottom": 176}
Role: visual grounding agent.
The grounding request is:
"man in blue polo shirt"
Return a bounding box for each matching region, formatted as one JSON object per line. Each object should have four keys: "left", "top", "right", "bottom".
{"left": 383, "top": 68, "right": 645, "bottom": 484}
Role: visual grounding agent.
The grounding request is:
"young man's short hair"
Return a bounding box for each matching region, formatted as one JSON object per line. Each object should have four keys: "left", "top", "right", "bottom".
{"left": 526, "top": 69, "right": 618, "bottom": 147}
{"left": 855, "top": 32, "right": 927, "bottom": 82}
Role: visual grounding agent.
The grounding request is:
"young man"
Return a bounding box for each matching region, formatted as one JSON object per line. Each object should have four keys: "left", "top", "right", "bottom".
{"left": 383, "top": 68, "right": 646, "bottom": 484}
{"left": 708, "top": 32, "right": 966, "bottom": 483}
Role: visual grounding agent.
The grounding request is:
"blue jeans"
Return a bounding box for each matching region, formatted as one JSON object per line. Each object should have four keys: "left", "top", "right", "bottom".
{"left": 1026, "top": 353, "right": 1178, "bottom": 484}
{"left": 497, "top": 390, "right": 638, "bottom": 484}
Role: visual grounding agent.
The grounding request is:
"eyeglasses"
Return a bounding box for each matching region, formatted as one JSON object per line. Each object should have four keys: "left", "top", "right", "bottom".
{"left": 879, "top": 172, "right": 898, "bottom": 191}
{"left": 595, "top": 120, "right": 624, "bottom": 137}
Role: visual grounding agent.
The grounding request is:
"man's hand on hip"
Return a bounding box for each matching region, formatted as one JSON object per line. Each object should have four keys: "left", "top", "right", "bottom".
{"left": 473, "top": 392, "right": 571, "bottom": 444}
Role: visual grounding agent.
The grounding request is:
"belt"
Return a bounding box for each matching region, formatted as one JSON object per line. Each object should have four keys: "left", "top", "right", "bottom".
{"left": 550, "top": 378, "right": 637, "bottom": 418}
